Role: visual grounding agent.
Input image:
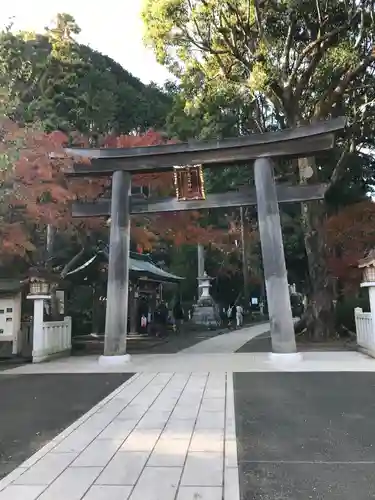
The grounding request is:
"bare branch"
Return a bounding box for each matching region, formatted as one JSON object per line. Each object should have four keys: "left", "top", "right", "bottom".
{"left": 181, "top": 29, "right": 227, "bottom": 56}
{"left": 329, "top": 137, "right": 356, "bottom": 187}
{"left": 282, "top": 15, "right": 296, "bottom": 76}
{"left": 354, "top": 1, "right": 365, "bottom": 49}
{"left": 316, "top": 52, "right": 375, "bottom": 117}
{"left": 294, "top": 50, "right": 325, "bottom": 103}
{"left": 288, "top": 23, "right": 355, "bottom": 87}
{"left": 217, "top": 10, "right": 250, "bottom": 69}
{"left": 253, "top": 0, "right": 264, "bottom": 39}
{"left": 315, "top": 0, "right": 323, "bottom": 26}
{"left": 60, "top": 245, "right": 86, "bottom": 278}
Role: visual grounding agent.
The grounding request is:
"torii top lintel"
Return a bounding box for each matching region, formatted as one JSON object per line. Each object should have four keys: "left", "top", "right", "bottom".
{"left": 65, "top": 117, "right": 346, "bottom": 176}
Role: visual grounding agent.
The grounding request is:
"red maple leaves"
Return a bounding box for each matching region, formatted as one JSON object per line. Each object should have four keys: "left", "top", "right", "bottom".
{"left": 0, "top": 121, "right": 227, "bottom": 258}
{"left": 324, "top": 200, "right": 375, "bottom": 290}
{"left": 0, "top": 119, "right": 74, "bottom": 256}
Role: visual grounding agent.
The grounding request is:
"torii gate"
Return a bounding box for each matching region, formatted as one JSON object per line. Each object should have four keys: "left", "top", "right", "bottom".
{"left": 66, "top": 117, "right": 345, "bottom": 363}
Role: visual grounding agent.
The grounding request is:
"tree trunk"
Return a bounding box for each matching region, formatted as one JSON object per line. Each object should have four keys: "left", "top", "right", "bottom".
{"left": 298, "top": 157, "right": 335, "bottom": 340}
{"left": 46, "top": 224, "right": 61, "bottom": 321}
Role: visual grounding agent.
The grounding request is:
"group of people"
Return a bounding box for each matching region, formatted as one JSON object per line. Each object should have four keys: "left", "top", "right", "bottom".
{"left": 146, "top": 300, "right": 184, "bottom": 337}
{"left": 139, "top": 297, "right": 245, "bottom": 336}
{"left": 226, "top": 303, "right": 244, "bottom": 328}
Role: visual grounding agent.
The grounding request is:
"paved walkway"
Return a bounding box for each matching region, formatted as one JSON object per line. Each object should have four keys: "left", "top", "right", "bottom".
{"left": 2, "top": 323, "right": 375, "bottom": 499}
{"left": 0, "top": 372, "right": 238, "bottom": 500}
{"left": 181, "top": 322, "right": 269, "bottom": 354}
{"left": 5, "top": 349, "right": 375, "bottom": 374}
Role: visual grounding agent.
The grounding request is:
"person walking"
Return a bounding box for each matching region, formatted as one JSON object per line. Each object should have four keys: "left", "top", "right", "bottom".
{"left": 155, "top": 301, "right": 168, "bottom": 337}
{"left": 173, "top": 300, "right": 184, "bottom": 334}
{"left": 227, "top": 303, "right": 236, "bottom": 329}
{"left": 236, "top": 304, "right": 244, "bottom": 328}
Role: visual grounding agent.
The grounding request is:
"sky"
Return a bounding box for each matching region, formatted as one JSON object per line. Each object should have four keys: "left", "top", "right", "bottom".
{"left": 0, "top": 0, "right": 171, "bottom": 85}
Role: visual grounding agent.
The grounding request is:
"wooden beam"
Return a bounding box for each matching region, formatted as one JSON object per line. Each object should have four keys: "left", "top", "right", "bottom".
{"left": 72, "top": 184, "right": 328, "bottom": 217}
{"left": 65, "top": 117, "right": 345, "bottom": 176}
{"left": 73, "top": 199, "right": 111, "bottom": 217}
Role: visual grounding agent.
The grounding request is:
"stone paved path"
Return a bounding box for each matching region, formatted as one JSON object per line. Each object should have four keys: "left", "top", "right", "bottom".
{"left": 0, "top": 372, "right": 239, "bottom": 500}
{"left": 5, "top": 349, "right": 375, "bottom": 374}
{"left": 180, "top": 322, "right": 269, "bottom": 354}
{"left": 2, "top": 323, "right": 375, "bottom": 499}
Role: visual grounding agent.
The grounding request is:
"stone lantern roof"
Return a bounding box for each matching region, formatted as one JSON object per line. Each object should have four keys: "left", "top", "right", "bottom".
{"left": 358, "top": 249, "right": 375, "bottom": 268}
{"left": 358, "top": 249, "right": 375, "bottom": 286}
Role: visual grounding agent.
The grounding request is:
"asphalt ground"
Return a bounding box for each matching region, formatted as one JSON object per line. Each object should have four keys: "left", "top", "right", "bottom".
{"left": 0, "top": 373, "right": 133, "bottom": 479}
{"left": 236, "top": 332, "right": 354, "bottom": 353}
{"left": 234, "top": 372, "right": 375, "bottom": 499}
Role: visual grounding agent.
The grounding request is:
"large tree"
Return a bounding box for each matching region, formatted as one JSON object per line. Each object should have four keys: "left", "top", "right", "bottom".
{"left": 0, "top": 13, "right": 172, "bottom": 138}
{"left": 0, "top": 14, "right": 177, "bottom": 276}
{"left": 143, "top": 0, "right": 375, "bottom": 338}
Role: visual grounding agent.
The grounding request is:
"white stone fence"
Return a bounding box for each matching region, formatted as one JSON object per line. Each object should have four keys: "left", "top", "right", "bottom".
{"left": 32, "top": 316, "right": 72, "bottom": 363}
{"left": 27, "top": 294, "right": 72, "bottom": 363}
{"left": 354, "top": 307, "right": 375, "bottom": 355}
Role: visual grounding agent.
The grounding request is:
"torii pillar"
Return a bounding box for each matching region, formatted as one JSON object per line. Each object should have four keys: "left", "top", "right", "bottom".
{"left": 100, "top": 170, "right": 132, "bottom": 365}
{"left": 255, "top": 158, "right": 296, "bottom": 354}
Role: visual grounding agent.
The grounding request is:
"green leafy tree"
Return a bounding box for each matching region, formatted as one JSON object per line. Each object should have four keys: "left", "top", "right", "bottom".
{"left": 0, "top": 13, "right": 173, "bottom": 138}
{"left": 143, "top": 0, "right": 375, "bottom": 338}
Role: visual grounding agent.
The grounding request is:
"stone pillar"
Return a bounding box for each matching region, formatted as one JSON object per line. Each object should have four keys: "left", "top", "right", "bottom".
{"left": 240, "top": 206, "right": 250, "bottom": 308}
{"left": 102, "top": 170, "right": 131, "bottom": 364}
{"left": 27, "top": 294, "right": 49, "bottom": 363}
{"left": 197, "top": 244, "right": 205, "bottom": 297}
{"left": 360, "top": 282, "right": 375, "bottom": 329}
{"left": 254, "top": 157, "right": 296, "bottom": 354}
{"left": 129, "top": 283, "right": 138, "bottom": 334}
{"left": 369, "top": 287, "right": 375, "bottom": 319}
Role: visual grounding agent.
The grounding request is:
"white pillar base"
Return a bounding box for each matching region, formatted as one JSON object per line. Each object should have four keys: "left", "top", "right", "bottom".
{"left": 98, "top": 354, "right": 132, "bottom": 366}
{"left": 268, "top": 352, "right": 303, "bottom": 363}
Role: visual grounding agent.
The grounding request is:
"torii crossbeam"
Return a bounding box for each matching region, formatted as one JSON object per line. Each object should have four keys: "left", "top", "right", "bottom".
{"left": 65, "top": 117, "right": 346, "bottom": 361}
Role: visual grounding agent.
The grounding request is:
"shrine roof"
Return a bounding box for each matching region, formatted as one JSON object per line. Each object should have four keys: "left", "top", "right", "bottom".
{"left": 128, "top": 256, "right": 184, "bottom": 283}
{"left": 0, "top": 279, "right": 23, "bottom": 294}
{"left": 66, "top": 248, "right": 184, "bottom": 284}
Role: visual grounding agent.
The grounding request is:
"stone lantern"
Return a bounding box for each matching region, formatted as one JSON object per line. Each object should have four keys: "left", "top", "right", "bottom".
{"left": 27, "top": 270, "right": 53, "bottom": 363}
{"left": 198, "top": 271, "right": 213, "bottom": 299}
{"left": 191, "top": 271, "right": 221, "bottom": 328}
{"left": 29, "top": 276, "right": 50, "bottom": 296}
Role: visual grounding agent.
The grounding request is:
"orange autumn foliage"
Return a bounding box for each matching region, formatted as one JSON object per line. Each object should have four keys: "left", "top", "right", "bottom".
{"left": 0, "top": 122, "right": 226, "bottom": 258}
{"left": 324, "top": 200, "right": 375, "bottom": 290}
{"left": 0, "top": 119, "right": 76, "bottom": 256}
{"left": 93, "top": 130, "right": 227, "bottom": 251}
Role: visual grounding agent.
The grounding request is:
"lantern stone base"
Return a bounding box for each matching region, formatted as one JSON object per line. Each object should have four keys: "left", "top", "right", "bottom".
{"left": 98, "top": 354, "right": 132, "bottom": 366}
{"left": 191, "top": 296, "right": 221, "bottom": 328}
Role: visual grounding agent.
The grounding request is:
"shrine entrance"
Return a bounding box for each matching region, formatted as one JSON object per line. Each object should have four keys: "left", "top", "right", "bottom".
{"left": 66, "top": 117, "right": 345, "bottom": 361}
